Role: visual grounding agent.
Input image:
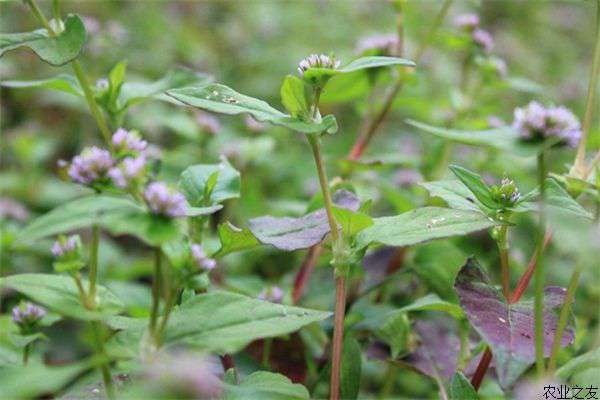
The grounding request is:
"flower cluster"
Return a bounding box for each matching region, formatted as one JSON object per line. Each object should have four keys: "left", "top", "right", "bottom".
{"left": 491, "top": 177, "right": 521, "bottom": 208}
{"left": 68, "top": 146, "right": 114, "bottom": 185}
{"left": 297, "top": 54, "right": 341, "bottom": 77}
{"left": 51, "top": 235, "right": 85, "bottom": 273}
{"left": 257, "top": 286, "right": 284, "bottom": 304}
{"left": 108, "top": 155, "right": 147, "bottom": 189}
{"left": 355, "top": 33, "right": 399, "bottom": 56}
{"left": 51, "top": 235, "right": 79, "bottom": 258}
{"left": 112, "top": 128, "right": 148, "bottom": 154}
{"left": 454, "top": 13, "right": 494, "bottom": 53}
{"left": 512, "top": 101, "right": 581, "bottom": 147}
{"left": 191, "top": 244, "right": 217, "bottom": 271}
{"left": 12, "top": 302, "right": 47, "bottom": 327}
{"left": 143, "top": 182, "right": 187, "bottom": 218}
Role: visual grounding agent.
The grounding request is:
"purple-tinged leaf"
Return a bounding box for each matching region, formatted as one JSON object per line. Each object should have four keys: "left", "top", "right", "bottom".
{"left": 248, "top": 190, "right": 359, "bottom": 251}
{"left": 406, "top": 318, "right": 461, "bottom": 382}
{"left": 454, "top": 257, "right": 575, "bottom": 389}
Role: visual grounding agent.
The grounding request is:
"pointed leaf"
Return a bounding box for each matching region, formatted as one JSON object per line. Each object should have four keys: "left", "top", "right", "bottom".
{"left": 421, "top": 180, "right": 483, "bottom": 212}
{"left": 1, "top": 74, "right": 82, "bottom": 96}
{"left": 0, "top": 14, "right": 86, "bottom": 66}
{"left": 341, "top": 335, "right": 362, "bottom": 400}
{"left": 406, "top": 119, "right": 550, "bottom": 157}
{"left": 179, "top": 157, "right": 241, "bottom": 205}
{"left": 280, "top": 75, "right": 311, "bottom": 118}
{"left": 214, "top": 222, "right": 260, "bottom": 257}
{"left": 302, "top": 56, "right": 415, "bottom": 85}
{"left": 167, "top": 83, "right": 338, "bottom": 135}
{"left": 449, "top": 165, "right": 497, "bottom": 210}
{"left": 0, "top": 274, "right": 124, "bottom": 320}
{"left": 545, "top": 178, "right": 593, "bottom": 221}
{"left": 356, "top": 207, "right": 495, "bottom": 248}
{"left": 450, "top": 372, "right": 479, "bottom": 400}
{"left": 454, "top": 258, "right": 575, "bottom": 388}
{"left": 394, "top": 294, "right": 463, "bottom": 319}
{"left": 225, "top": 371, "right": 309, "bottom": 400}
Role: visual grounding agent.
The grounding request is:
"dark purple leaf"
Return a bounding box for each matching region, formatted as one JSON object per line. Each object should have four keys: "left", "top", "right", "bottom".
{"left": 454, "top": 257, "right": 575, "bottom": 389}
{"left": 406, "top": 317, "right": 461, "bottom": 381}
{"left": 248, "top": 190, "right": 359, "bottom": 251}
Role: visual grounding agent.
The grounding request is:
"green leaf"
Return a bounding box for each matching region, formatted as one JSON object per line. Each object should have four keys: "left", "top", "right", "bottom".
{"left": 378, "top": 312, "right": 410, "bottom": 358}
{"left": 214, "top": 222, "right": 260, "bottom": 257}
{"left": 420, "top": 180, "right": 482, "bottom": 212}
{"left": 302, "top": 56, "right": 415, "bottom": 86}
{"left": 340, "top": 335, "right": 362, "bottom": 400}
{"left": 0, "top": 359, "right": 95, "bottom": 399}
{"left": 0, "top": 274, "right": 124, "bottom": 320}
{"left": 556, "top": 347, "right": 600, "bottom": 385}
{"left": 18, "top": 195, "right": 143, "bottom": 243}
{"left": 356, "top": 207, "right": 495, "bottom": 248}
{"left": 280, "top": 75, "right": 311, "bottom": 118}
{"left": 450, "top": 372, "right": 479, "bottom": 400}
{"left": 0, "top": 14, "right": 86, "bottom": 66}
{"left": 179, "top": 157, "right": 241, "bottom": 205}
{"left": 108, "top": 290, "right": 331, "bottom": 354}
{"left": 394, "top": 294, "right": 464, "bottom": 319}
{"left": 331, "top": 207, "right": 373, "bottom": 238}
{"left": 1, "top": 74, "right": 83, "bottom": 96}
{"left": 166, "top": 83, "right": 338, "bottom": 135}
{"left": 103, "top": 211, "right": 183, "bottom": 246}
{"left": 546, "top": 178, "right": 593, "bottom": 221}
{"left": 413, "top": 241, "right": 465, "bottom": 301}
{"left": 406, "top": 119, "right": 550, "bottom": 157}
{"left": 449, "top": 165, "right": 497, "bottom": 209}
{"left": 119, "top": 67, "right": 211, "bottom": 108}
{"left": 225, "top": 371, "right": 309, "bottom": 400}
{"left": 107, "top": 59, "right": 127, "bottom": 107}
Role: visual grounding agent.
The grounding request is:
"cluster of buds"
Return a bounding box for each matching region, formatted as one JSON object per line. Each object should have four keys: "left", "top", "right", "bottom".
{"left": 112, "top": 128, "right": 148, "bottom": 155}
{"left": 512, "top": 101, "right": 581, "bottom": 147}
{"left": 67, "top": 146, "right": 114, "bottom": 186}
{"left": 454, "top": 13, "right": 494, "bottom": 53}
{"left": 491, "top": 177, "right": 521, "bottom": 208}
{"left": 51, "top": 235, "right": 85, "bottom": 273}
{"left": 12, "top": 301, "right": 47, "bottom": 329}
{"left": 297, "top": 54, "right": 340, "bottom": 77}
{"left": 355, "top": 33, "right": 399, "bottom": 56}
{"left": 143, "top": 181, "right": 187, "bottom": 218}
{"left": 257, "top": 286, "right": 284, "bottom": 304}
{"left": 190, "top": 244, "right": 217, "bottom": 271}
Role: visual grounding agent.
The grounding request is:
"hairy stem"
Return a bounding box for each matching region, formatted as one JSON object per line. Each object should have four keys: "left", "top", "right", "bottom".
{"left": 534, "top": 152, "right": 547, "bottom": 376}
{"left": 157, "top": 286, "right": 180, "bottom": 344}
{"left": 149, "top": 247, "right": 162, "bottom": 338}
{"left": 574, "top": 0, "right": 600, "bottom": 178}
{"left": 88, "top": 224, "right": 99, "bottom": 307}
{"left": 262, "top": 338, "right": 272, "bottom": 369}
{"left": 23, "top": 343, "right": 30, "bottom": 365}
{"left": 547, "top": 264, "right": 582, "bottom": 372}
{"left": 24, "top": 0, "right": 55, "bottom": 34}
{"left": 330, "top": 276, "right": 347, "bottom": 400}
{"left": 73, "top": 272, "right": 90, "bottom": 309}
{"left": 471, "top": 348, "right": 493, "bottom": 390}
{"left": 91, "top": 321, "right": 115, "bottom": 400}
{"left": 497, "top": 224, "right": 510, "bottom": 300}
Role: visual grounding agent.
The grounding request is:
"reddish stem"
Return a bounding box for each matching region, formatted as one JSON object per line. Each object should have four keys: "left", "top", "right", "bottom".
{"left": 292, "top": 245, "right": 322, "bottom": 304}
{"left": 330, "top": 276, "right": 347, "bottom": 400}
{"left": 469, "top": 228, "right": 553, "bottom": 389}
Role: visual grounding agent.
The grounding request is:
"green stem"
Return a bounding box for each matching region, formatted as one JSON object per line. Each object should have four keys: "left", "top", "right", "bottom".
{"left": 379, "top": 362, "right": 397, "bottom": 398}
{"left": 91, "top": 321, "right": 115, "bottom": 400}
{"left": 261, "top": 338, "right": 272, "bottom": 369}
{"left": 547, "top": 264, "right": 583, "bottom": 372}
{"left": 73, "top": 272, "right": 90, "bottom": 309}
{"left": 534, "top": 151, "right": 547, "bottom": 376}
{"left": 88, "top": 224, "right": 99, "bottom": 307}
{"left": 497, "top": 224, "right": 510, "bottom": 300}
{"left": 575, "top": 0, "right": 600, "bottom": 178}
{"left": 23, "top": 343, "right": 30, "bottom": 365}
{"left": 24, "top": 0, "right": 55, "bottom": 35}
{"left": 52, "top": 0, "right": 60, "bottom": 21}
{"left": 156, "top": 285, "right": 179, "bottom": 344}
{"left": 149, "top": 247, "right": 162, "bottom": 338}
{"left": 458, "top": 318, "right": 471, "bottom": 370}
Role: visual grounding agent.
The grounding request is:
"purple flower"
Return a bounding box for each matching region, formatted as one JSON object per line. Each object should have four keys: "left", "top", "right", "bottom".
{"left": 12, "top": 302, "right": 47, "bottom": 325}
{"left": 355, "top": 33, "right": 399, "bottom": 56}
{"left": 196, "top": 111, "right": 221, "bottom": 135}
{"left": 108, "top": 156, "right": 147, "bottom": 189}
{"left": 143, "top": 182, "right": 187, "bottom": 218}
{"left": 145, "top": 352, "right": 223, "bottom": 398}
{"left": 454, "top": 13, "right": 480, "bottom": 30}
{"left": 112, "top": 128, "right": 148, "bottom": 154}
{"left": 68, "top": 146, "right": 114, "bottom": 185}
{"left": 297, "top": 54, "right": 341, "bottom": 77}
{"left": 51, "top": 235, "right": 79, "bottom": 258}
{"left": 258, "top": 286, "right": 284, "bottom": 304}
{"left": 472, "top": 29, "right": 494, "bottom": 53}
{"left": 0, "top": 197, "right": 29, "bottom": 221}
{"left": 512, "top": 102, "right": 581, "bottom": 147}
{"left": 191, "top": 244, "right": 217, "bottom": 271}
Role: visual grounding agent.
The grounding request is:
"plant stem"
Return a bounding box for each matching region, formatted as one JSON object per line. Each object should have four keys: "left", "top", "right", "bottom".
{"left": 547, "top": 264, "right": 582, "bottom": 372}
{"left": 149, "top": 247, "right": 162, "bottom": 338}
{"left": 347, "top": 0, "right": 452, "bottom": 160}
{"left": 91, "top": 321, "right": 115, "bottom": 400}
{"left": 23, "top": 343, "right": 30, "bottom": 365}
{"left": 52, "top": 0, "right": 60, "bottom": 21}
{"left": 87, "top": 224, "right": 99, "bottom": 307}
{"left": 330, "top": 275, "right": 346, "bottom": 400}
{"left": 156, "top": 286, "right": 179, "bottom": 343}
{"left": 380, "top": 362, "right": 397, "bottom": 399}
{"left": 261, "top": 338, "right": 272, "bottom": 369}
{"left": 292, "top": 245, "right": 322, "bottom": 304}
{"left": 574, "top": 0, "right": 600, "bottom": 178}
{"left": 534, "top": 151, "right": 547, "bottom": 377}
{"left": 496, "top": 224, "right": 510, "bottom": 300}
{"left": 73, "top": 272, "right": 89, "bottom": 309}
{"left": 25, "top": 0, "right": 112, "bottom": 146}
{"left": 470, "top": 348, "right": 493, "bottom": 390}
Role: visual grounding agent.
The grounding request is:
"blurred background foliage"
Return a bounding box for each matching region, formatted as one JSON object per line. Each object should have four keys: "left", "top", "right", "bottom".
{"left": 1, "top": 0, "right": 599, "bottom": 398}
